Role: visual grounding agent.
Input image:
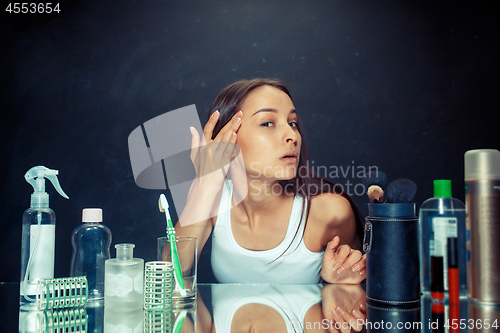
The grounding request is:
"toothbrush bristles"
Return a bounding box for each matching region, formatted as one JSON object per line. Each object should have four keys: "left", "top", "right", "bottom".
{"left": 159, "top": 194, "right": 172, "bottom": 221}
{"left": 158, "top": 198, "right": 165, "bottom": 212}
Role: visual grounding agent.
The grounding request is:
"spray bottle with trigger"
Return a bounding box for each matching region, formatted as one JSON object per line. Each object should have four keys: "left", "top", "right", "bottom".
{"left": 20, "top": 166, "right": 69, "bottom": 306}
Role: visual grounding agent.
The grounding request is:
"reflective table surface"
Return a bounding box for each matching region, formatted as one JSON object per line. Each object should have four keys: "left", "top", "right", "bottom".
{"left": 2, "top": 282, "right": 499, "bottom": 332}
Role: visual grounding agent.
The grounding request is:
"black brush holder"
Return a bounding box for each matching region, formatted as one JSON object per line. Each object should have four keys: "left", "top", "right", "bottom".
{"left": 366, "top": 302, "right": 421, "bottom": 332}
{"left": 364, "top": 203, "right": 420, "bottom": 306}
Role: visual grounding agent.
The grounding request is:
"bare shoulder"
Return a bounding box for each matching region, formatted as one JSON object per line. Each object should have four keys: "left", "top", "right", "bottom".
{"left": 306, "top": 192, "right": 357, "bottom": 249}
{"left": 309, "top": 192, "right": 354, "bottom": 228}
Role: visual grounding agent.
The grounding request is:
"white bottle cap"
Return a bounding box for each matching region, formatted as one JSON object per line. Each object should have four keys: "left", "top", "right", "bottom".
{"left": 82, "top": 208, "right": 103, "bottom": 223}
{"left": 465, "top": 149, "right": 500, "bottom": 181}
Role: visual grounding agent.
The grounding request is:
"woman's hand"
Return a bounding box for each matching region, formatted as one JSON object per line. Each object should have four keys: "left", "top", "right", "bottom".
{"left": 179, "top": 110, "right": 245, "bottom": 227}
{"left": 190, "top": 110, "right": 243, "bottom": 180}
{"left": 321, "top": 236, "right": 366, "bottom": 284}
{"left": 321, "top": 284, "right": 366, "bottom": 333}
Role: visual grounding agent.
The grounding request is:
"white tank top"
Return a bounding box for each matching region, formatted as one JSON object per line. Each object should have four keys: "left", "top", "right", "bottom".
{"left": 211, "top": 180, "right": 324, "bottom": 283}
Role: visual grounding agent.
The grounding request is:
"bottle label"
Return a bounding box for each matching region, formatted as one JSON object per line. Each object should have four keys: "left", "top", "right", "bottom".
{"left": 29, "top": 225, "right": 55, "bottom": 281}
{"left": 432, "top": 217, "right": 458, "bottom": 290}
{"left": 134, "top": 272, "right": 143, "bottom": 294}
{"left": 105, "top": 271, "right": 143, "bottom": 297}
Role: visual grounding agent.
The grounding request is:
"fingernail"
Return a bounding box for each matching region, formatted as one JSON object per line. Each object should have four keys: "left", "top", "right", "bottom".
{"left": 332, "top": 309, "right": 341, "bottom": 320}
{"left": 337, "top": 266, "right": 345, "bottom": 274}
{"left": 189, "top": 126, "right": 195, "bottom": 135}
{"left": 352, "top": 264, "right": 360, "bottom": 272}
{"left": 332, "top": 263, "right": 340, "bottom": 271}
{"left": 337, "top": 307, "right": 346, "bottom": 316}
{"left": 353, "top": 309, "right": 361, "bottom": 318}
{"left": 212, "top": 110, "right": 220, "bottom": 119}
{"left": 234, "top": 116, "right": 241, "bottom": 125}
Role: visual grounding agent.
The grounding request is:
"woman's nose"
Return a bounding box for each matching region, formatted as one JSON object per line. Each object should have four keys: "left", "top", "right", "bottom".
{"left": 283, "top": 125, "right": 298, "bottom": 144}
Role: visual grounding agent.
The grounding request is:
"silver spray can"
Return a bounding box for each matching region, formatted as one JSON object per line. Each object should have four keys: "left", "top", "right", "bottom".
{"left": 464, "top": 149, "right": 500, "bottom": 304}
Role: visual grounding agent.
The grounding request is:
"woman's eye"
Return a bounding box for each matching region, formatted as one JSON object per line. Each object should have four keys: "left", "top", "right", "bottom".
{"left": 289, "top": 121, "right": 298, "bottom": 128}
{"left": 260, "top": 122, "right": 274, "bottom": 127}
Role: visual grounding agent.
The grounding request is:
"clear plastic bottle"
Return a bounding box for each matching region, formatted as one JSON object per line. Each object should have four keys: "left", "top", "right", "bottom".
{"left": 20, "top": 166, "right": 69, "bottom": 306}
{"left": 104, "top": 244, "right": 144, "bottom": 309}
{"left": 70, "top": 208, "right": 112, "bottom": 302}
{"left": 419, "top": 180, "right": 467, "bottom": 299}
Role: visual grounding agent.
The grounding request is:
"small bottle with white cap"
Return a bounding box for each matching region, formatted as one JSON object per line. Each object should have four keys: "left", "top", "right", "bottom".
{"left": 70, "top": 208, "right": 112, "bottom": 303}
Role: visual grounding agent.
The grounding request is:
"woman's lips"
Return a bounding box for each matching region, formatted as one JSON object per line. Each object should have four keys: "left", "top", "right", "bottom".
{"left": 280, "top": 156, "right": 298, "bottom": 163}
{"left": 280, "top": 151, "right": 298, "bottom": 163}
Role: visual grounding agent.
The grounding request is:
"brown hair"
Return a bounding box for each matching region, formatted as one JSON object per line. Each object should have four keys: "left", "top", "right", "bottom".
{"left": 208, "top": 78, "right": 365, "bottom": 255}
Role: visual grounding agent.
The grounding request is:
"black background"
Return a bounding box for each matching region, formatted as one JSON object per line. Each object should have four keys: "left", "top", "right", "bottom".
{"left": 1, "top": 0, "right": 499, "bottom": 283}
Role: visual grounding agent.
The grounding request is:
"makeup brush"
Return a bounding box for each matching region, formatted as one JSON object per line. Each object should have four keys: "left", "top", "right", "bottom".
{"left": 386, "top": 178, "right": 417, "bottom": 203}
{"left": 362, "top": 171, "right": 388, "bottom": 203}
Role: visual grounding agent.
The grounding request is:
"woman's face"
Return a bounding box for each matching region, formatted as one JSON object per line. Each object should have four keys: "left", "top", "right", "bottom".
{"left": 236, "top": 85, "right": 302, "bottom": 182}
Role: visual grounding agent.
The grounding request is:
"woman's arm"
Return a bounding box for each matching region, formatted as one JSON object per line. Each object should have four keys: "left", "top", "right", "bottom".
{"left": 174, "top": 178, "right": 217, "bottom": 259}
{"left": 310, "top": 193, "right": 358, "bottom": 249}
{"left": 195, "top": 289, "right": 216, "bottom": 333}
{"left": 308, "top": 193, "right": 366, "bottom": 284}
{"left": 174, "top": 110, "right": 243, "bottom": 258}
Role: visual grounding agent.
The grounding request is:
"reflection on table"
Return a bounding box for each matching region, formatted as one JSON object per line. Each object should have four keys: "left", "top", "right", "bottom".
{"left": 15, "top": 283, "right": 367, "bottom": 333}
{"left": 7, "top": 283, "right": 500, "bottom": 333}
{"left": 210, "top": 284, "right": 365, "bottom": 332}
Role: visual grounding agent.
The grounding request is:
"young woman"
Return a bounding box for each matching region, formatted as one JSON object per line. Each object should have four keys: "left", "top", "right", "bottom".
{"left": 175, "top": 78, "right": 366, "bottom": 284}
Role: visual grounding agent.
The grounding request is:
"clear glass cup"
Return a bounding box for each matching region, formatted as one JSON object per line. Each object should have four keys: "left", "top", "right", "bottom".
{"left": 172, "top": 302, "right": 197, "bottom": 332}
{"left": 157, "top": 236, "right": 197, "bottom": 308}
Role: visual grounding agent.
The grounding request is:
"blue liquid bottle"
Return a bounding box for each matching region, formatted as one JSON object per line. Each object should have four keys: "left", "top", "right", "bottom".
{"left": 70, "top": 208, "right": 112, "bottom": 303}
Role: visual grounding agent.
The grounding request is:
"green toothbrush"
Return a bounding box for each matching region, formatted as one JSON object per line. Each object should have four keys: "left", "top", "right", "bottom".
{"left": 159, "top": 194, "right": 186, "bottom": 296}
{"left": 173, "top": 310, "right": 187, "bottom": 333}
